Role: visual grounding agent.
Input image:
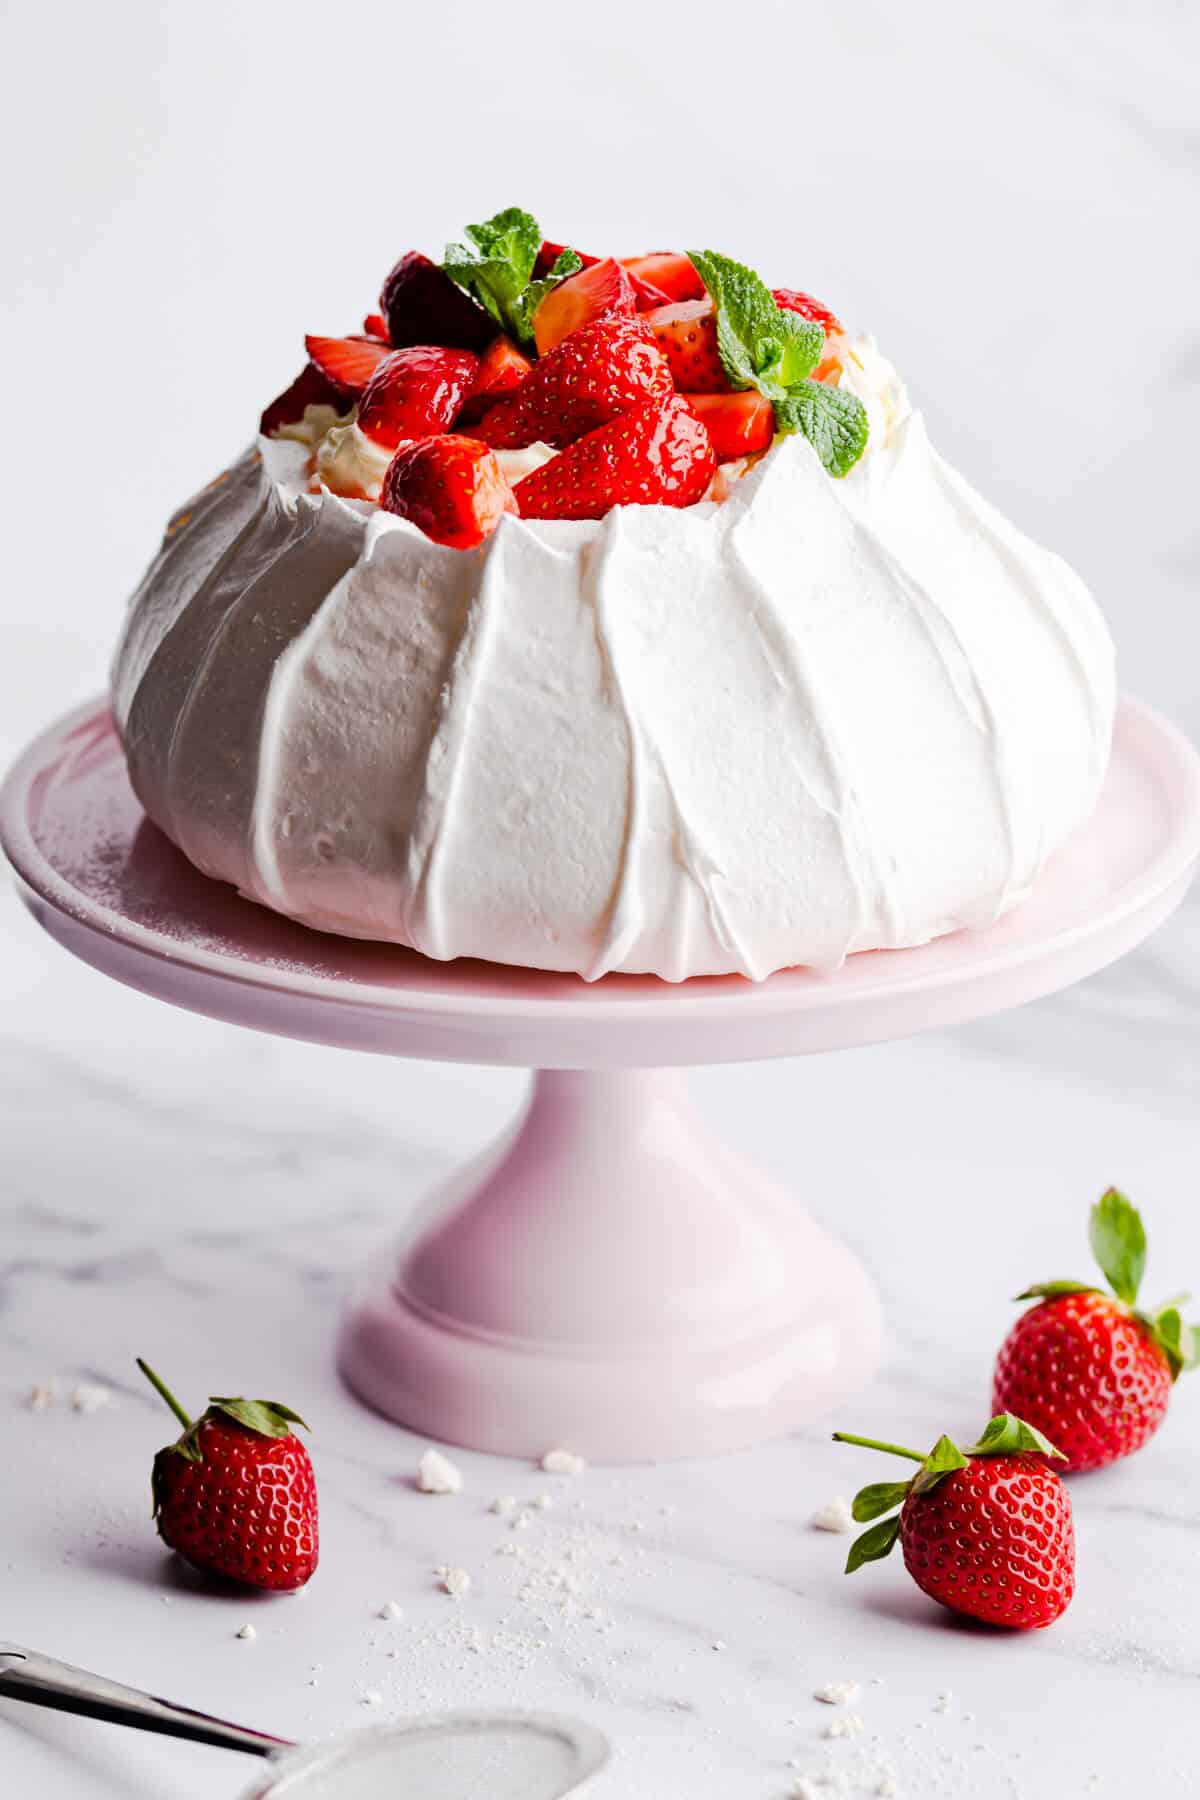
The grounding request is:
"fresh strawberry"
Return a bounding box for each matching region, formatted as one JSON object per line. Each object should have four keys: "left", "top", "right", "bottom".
{"left": 622, "top": 252, "right": 706, "bottom": 304}
{"left": 362, "top": 312, "right": 389, "bottom": 341}
{"left": 457, "top": 336, "right": 533, "bottom": 425}
{"left": 472, "top": 318, "right": 672, "bottom": 450}
{"left": 138, "top": 1359, "right": 318, "bottom": 1592}
{"left": 532, "top": 257, "right": 636, "bottom": 355}
{"left": 685, "top": 392, "right": 775, "bottom": 460}
{"left": 533, "top": 239, "right": 597, "bottom": 277}
{"left": 356, "top": 347, "right": 481, "bottom": 450}
{"left": 515, "top": 395, "right": 715, "bottom": 521}
{"left": 643, "top": 300, "right": 729, "bottom": 393}
{"left": 835, "top": 1413, "right": 1074, "bottom": 1630}
{"left": 259, "top": 362, "right": 346, "bottom": 437}
{"left": 992, "top": 1188, "right": 1197, "bottom": 1472}
{"left": 535, "top": 241, "right": 667, "bottom": 309}
{"left": 380, "top": 250, "right": 495, "bottom": 353}
{"left": 304, "top": 334, "right": 391, "bottom": 400}
{"left": 772, "top": 288, "right": 843, "bottom": 337}
{"left": 380, "top": 435, "right": 517, "bottom": 550}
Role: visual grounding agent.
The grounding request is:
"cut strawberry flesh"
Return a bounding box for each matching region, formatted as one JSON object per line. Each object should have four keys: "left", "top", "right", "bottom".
{"left": 380, "top": 251, "right": 495, "bottom": 353}
{"left": 643, "top": 300, "right": 729, "bottom": 394}
{"left": 381, "top": 435, "right": 517, "bottom": 550}
{"left": 622, "top": 252, "right": 706, "bottom": 305}
{"left": 304, "top": 334, "right": 391, "bottom": 399}
{"left": 534, "top": 240, "right": 598, "bottom": 278}
{"left": 684, "top": 392, "right": 775, "bottom": 461}
{"left": 772, "top": 288, "right": 843, "bottom": 337}
{"left": 457, "top": 336, "right": 533, "bottom": 425}
{"left": 357, "top": 348, "right": 481, "bottom": 451}
{"left": 515, "top": 394, "right": 716, "bottom": 521}
{"left": 362, "top": 312, "right": 389, "bottom": 341}
{"left": 532, "top": 257, "right": 636, "bottom": 356}
{"left": 472, "top": 318, "right": 672, "bottom": 450}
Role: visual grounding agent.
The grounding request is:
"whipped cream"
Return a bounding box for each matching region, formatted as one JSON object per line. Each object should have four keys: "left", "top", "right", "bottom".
{"left": 112, "top": 378, "right": 1114, "bottom": 982}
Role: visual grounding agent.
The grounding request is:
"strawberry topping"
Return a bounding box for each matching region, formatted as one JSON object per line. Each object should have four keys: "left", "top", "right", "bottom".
{"left": 772, "top": 288, "right": 843, "bottom": 338}
{"left": 357, "top": 347, "right": 481, "bottom": 451}
{"left": 380, "top": 251, "right": 495, "bottom": 353}
{"left": 304, "top": 334, "right": 391, "bottom": 399}
{"left": 684, "top": 392, "right": 775, "bottom": 461}
{"left": 532, "top": 257, "right": 636, "bottom": 356}
{"left": 472, "top": 318, "right": 672, "bottom": 450}
{"left": 259, "top": 361, "right": 346, "bottom": 437}
{"left": 361, "top": 312, "right": 389, "bottom": 341}
{"left": 643, "top": 299, "right": 729, "bottom": 393}
{"left": 457, "top": 336, "right": 534, "bottom": 425}
{"left": 622, "top": 252, "right": 706, "bottom": 305}
{"left": 381, "top": 436, "right": 517, "bottom": 550}
{"left": 515, "top": 394, "right": 716, "bottom": 522}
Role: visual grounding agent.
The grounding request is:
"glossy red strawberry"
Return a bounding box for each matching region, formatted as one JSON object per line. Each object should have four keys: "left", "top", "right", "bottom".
{"left": 260, "top": 361, "right": 346, "bottom": 437}
{"left": 685, "top": 392, "right": 775, "bottom": 460}
{"left": 380, "top": 250, "right": 495, "bottom": 353}
{"left": 457, "top": 335, "right": 533, "bottom": 425}
{"left": 381, "top": 435, "right": 517, "bottom": 549}
{"left": 532, "top": 257, "right": 636, "bottom": 355}
{"left": 356, "top": 347, "right": 481, "bottom": 450}
{"left": 515, "top": 394, "right": 715, "bottom": 522}
{"left": 304, "top": 334, "right": 391, "bottom": 399}
{"left": 772, "top": 287, "right": 844, "bottom": 336}
{"left": 362, "top": 312, "right": 389, "bottom": 341}
{"left": 622, "top": 252, "right": 706, "bottom": 305}
{"left": 643, "top": 300, "right": 729, "bottom": 393}
{"left": 139, "top": 1359, "right": 318, "bottom": 1592}
{"left": 472, "top": 318, "right": 672, "bottom": 450}
{"left": 835, "top": 1413, "right": 1074, "bottom": 1630}
{"left": 992, "top": 1188, "right": 1197, "bottom": 1471}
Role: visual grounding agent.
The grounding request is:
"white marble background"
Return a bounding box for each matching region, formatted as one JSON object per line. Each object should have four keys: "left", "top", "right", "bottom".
{"left": 2, "top": 3, "right": 1199, "bottom": 1795}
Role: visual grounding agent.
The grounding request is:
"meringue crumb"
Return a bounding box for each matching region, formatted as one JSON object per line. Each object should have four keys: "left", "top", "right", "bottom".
{"left": 815, "top": 1681, "right": 861, "bottom": 1706}
{"left": 824, "top": 1713, "right": 865, "bottom": 1740}
{"left": 361, "top": 1691, "right": 382, "bottom": 1707}
{"left": 877, "top": 1779, "right": 898, "bottom": 1797}
{"left": 490, "top": 1495, "right": 517, "bottom": 1515}
{"left": 417, "top": 1448, "right": 463, "bottom": 1494}
{"left": 377, "top": 1600, "right": 404, "bottom": 1621}
{"left": 235, "top": 1624, "right": 256, "bottom": 1641}
{"left": 26, "top": 1382, "right": 56, "bottom": 1410}
{"left": 712, "top": 1640, "right": 727, "bottom": 1652}
{"left": 933, "top": 1690, "right": 952, "bottom": 1713}
{"left": 532, "top": 1494, "right": 552, "bottom": 1510}
{"left": 436, "top": 1565, "right": 471, "bottom": 1599}
{"left": 540, "top": 1448, "right": 585, "bottom": 1475}
{"left": 811, "top": 1496, "right": 854, "bottom": 1534}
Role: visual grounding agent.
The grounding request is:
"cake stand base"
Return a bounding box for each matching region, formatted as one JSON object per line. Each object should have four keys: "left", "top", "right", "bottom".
{"left": 338, "top": 1069, "right": 880, "bottom": 1461}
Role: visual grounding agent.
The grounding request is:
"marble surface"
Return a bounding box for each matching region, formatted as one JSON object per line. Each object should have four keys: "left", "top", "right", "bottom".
{"left": 3, "top": 2, "right": 1200, "bottom": 1795}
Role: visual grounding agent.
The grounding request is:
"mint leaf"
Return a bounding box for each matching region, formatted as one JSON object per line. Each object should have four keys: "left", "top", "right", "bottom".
{"left": 688, "top": 250, "right": 824, "bottom": 397}
{"left": 845, "top": 1513, "right": 901, "bottom": 1574}
{"left": 968, "top": 1413, "right": 1065, "bottom": 1460}
{"left": 209, "top": 1398, "right": 310, "bottom": 1438}
{"left": 773, "top": 382, "right": 870, "bottom": 477}
{"left": 1089, "top": 1188, "right": 1146, "bottom": 1305}
{"left": 851, "top": 1480, "right": 912, "bottom": 1523}
{"left": 1016, "top": 1281, "right": 1099, "bottom": 1301}
{"left": 442, "top": 209, "right": 578, "bottom": 347}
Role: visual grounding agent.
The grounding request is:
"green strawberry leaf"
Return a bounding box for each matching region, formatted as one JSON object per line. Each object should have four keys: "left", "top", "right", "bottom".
{"left": 851, "top": 1479, "right": 913, "bottom": 1523}
{"left": 967, "top": 1412, "right": 1065, "bottom": 1459}
{"left": 1089, "top": 1187, "right": 1146, "bottom": 1305}
{"left": 442, "top": 209, "right": 579, "bottom": 348}
{"left": 845, "top": 1513, "right": 902, "bottom": 1574}
{"left": 910, "top": 1433, "right": 969, "bottom": 1497}
{"left": 688, "top": 250, "right": 825, "bottom": 397}
{"left": 209, "top": 1398, "right": 310, "bottom": 1438}
{"left": 773, "top": 382, "right": 870, "bottom": 478}
{"left": 1015, "top": 1281, "right": 1099, "bottom": 1301}
{"left": 1143, "top": 1306, "right": 1200, "bottom": 1381}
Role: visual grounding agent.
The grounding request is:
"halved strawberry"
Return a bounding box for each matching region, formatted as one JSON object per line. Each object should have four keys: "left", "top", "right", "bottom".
{"left": 515, "top": 395, "right": 715, "bottom": 521}
{"left": 305, "top": 334, "right": 391, "bottom": 400}
{"left": 772, "top": 288, "right": 843, "bottom": 337}
{"left": 362, "top": 312, "right": 389, "bottom": 341}
{"left": 622, "top": 253, "right": 706, "bottom": 305}
{"left": 260, "top": 362, "right": 346, "bottom": 437}
{"left": 380, "top": 436, "right": 517, "bottom": 550}
{"left": 472, "top": 318, "right": 672, "bottom": 450}
{"left": 534, "top": 240, "right": 597, "bottom": 277}
{"left": 380, "top": 251, "right": 495, "bottom": 353}
{"left": 457, "top": 336, "right": 533, "bottom": 425}
{"left": 535, "top": 241, "right": 667, "bottom": 310}
{"left": 643, "top": 300, "right": 729, "bottom": 393}
{"left": 684, "top": 392, "right": 775, "bottom": 460}
{"left": 532, "top": 257, "right": 636, "bottom": 355}
{"left": 357, "top": 348, "right": 481, "bottom": 451}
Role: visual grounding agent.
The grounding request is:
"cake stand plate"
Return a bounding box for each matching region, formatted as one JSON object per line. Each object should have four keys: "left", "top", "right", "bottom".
{"left": 4, "top": 698, "right": 1200, "bottom": 1462}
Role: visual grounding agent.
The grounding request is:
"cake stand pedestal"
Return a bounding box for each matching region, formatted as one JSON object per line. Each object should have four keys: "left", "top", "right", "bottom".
{"left": 4, "top": 699, "right": 1200, "bottom": 1461}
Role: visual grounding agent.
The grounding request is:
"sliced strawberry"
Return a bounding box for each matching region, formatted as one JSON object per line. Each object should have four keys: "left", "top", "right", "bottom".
{"left": 380, "top": 436, "right": 517, "bottom": 550}
{"left": 259, "top": 362, "right": 347, "bottom": 437}
{"left": 304, "top": 334, "right": 391, "bottom": 399}
{"left": 357, "top": 348, "right": 481, "bottom": 451}
{"left": 534, "top": 240, "right": 598, "bottom": 278}
{"left": 515, "top": 395, "right": 715, "bottom": 521}
{"left": 535, "top": 241, "right": 666, "bottom": 311}
{"left": 457, "top": 336, "right": 533, "bottom": 425}
{"left": 684, "top": 392, "right": 775, "bottom": 461}
{"left": 772, "top": 288, "right": 843, "bottom": 337}
{"left": 472, "top": 318, "right": 672, "bottom": 450}
{"left": 532, "top": 257, "right": 636, "bottom": 356}
{"left": 362, "top": 312, "right": 389, "bottom": 341}
{"left": 643, "top": 300, "right": 729, "bottom": 394}
{"left": 622, "top": 253, "right": 706, "bottom": 305}
{"left": 380, "top": 251, "right": 495, "bottom": 353}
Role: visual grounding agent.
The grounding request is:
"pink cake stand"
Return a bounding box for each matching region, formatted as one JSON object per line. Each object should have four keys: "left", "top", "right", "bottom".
{"left": 4, "top": 698, "right": 1200, "bottom": 1462}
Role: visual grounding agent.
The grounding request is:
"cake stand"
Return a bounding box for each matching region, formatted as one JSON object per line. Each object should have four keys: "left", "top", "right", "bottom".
{"left": 4, "top": 698, "right": 1200, "bottom": 1463}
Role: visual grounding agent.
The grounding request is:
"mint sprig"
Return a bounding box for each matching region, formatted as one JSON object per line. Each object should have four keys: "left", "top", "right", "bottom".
{"left": 687, "top": 248, "right": 868, "bottom": 477}
{"left": 442, "top": 208, "right": 581, "bottom": 348}
{"left": 833, "top": 1413, "right": 1064, "bottom": 1575}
